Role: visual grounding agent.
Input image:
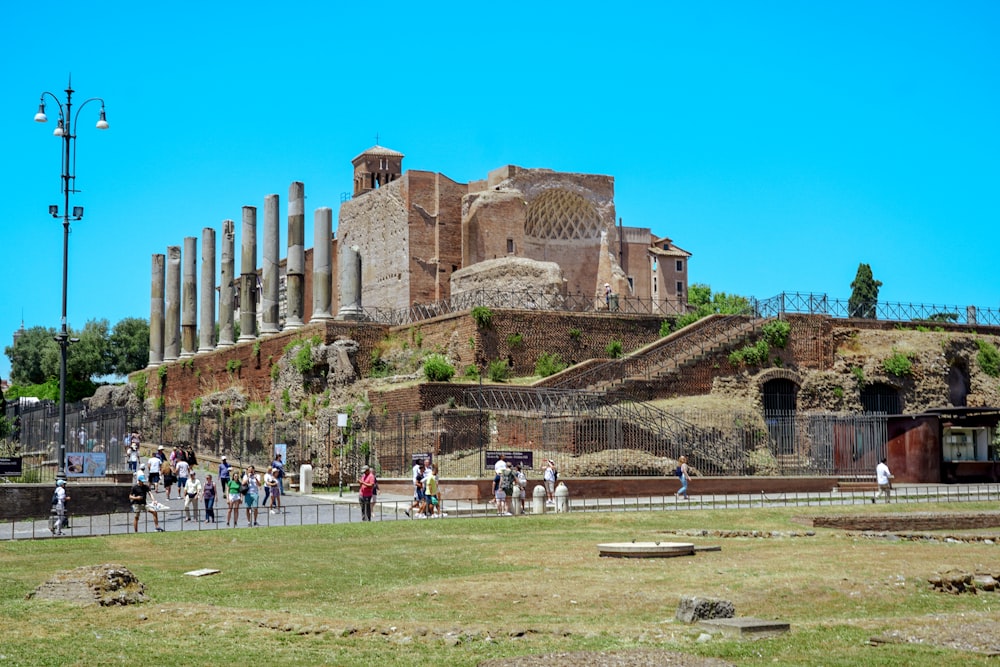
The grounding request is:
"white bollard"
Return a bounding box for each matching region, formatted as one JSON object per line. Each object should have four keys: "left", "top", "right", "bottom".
{"left": 299, "top": 463, "right": 313, "bottom": 495}
{"left": 555, "top": 481, "right": 569, "bottom": 513}
{"left": 532, "top": 484, "right": 547, "bottom": 514}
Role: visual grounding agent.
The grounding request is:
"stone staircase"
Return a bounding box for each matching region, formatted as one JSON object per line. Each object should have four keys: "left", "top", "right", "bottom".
{"left": 536, "top": 313, "right": 765, "bottom": 396}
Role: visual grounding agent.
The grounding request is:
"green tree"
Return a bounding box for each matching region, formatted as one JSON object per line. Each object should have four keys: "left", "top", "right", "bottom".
{"left": 667, "top": 284, "right": 753, "bottom": 333}
{"left": 4, "top": 326, "right": 58, "bottom": 385}
{"left": 109, "top": 317, "right": 149, "bottom": 375}
{"left": 848, "top": 263, "right": 882, "bottom": 319}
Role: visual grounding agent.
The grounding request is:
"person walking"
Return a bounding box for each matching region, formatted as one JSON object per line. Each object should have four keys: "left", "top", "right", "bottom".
{"left": 271, "top": 453, "right": 286, "bottom": 495}
{"left": 873, "top": 457, "right": 893, "bottom": 503}
{"left": 543, "top": 459, "right": 557, "bottom": 505}
{"left": 202, "top": 473, "right": 217, "bottom": 523}
{"left": 147, "top": 452, "right": 163, "bottom": 493}
{"left": 359, "top": 465, "right": 376, "bottom": 521}
{"left": 183, "top": 470, "right": 203, "bottom": 522}
{"left": 129, "top": 476, "right": 164, "bottom": 533}
{"left": 676, "top": 456, "right": 690, "bottom": 500}
{"left": 219, "top": 455, "right": 232, "bottom": 492}
{"left": 49, "top": 479, "right": 69, "bottom": 536}
{"left": 226, "top": 469, "right": 243, "bottom": 527}
{"left": 265, "top": 468, "right": 281, "bottom": 514}
{"left": 243, "top": 466, "right": 262, "bottom": 527}
{"left": 424, "top": 464, "right": 441, "bottom": 518}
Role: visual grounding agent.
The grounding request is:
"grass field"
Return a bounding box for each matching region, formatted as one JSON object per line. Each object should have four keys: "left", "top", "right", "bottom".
{"left": 2, "top": 502, "right": 999, "bottom": 666}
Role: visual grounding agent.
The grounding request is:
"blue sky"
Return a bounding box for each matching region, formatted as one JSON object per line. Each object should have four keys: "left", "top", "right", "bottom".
{"left": 3, "top": 1, "right": 999, "bottom": 381}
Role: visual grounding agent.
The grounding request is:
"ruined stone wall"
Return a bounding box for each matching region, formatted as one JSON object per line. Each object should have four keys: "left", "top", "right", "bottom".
{"left": 337, "top": 178, "right": 410, "bottom": 311}
{"left": 462, "top": 190, "right": 528, "bottom": 265}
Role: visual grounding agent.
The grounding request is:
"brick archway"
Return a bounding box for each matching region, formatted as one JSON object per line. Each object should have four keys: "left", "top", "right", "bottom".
{"left": 755, "top": 368, "right": 803, "bottom": 391}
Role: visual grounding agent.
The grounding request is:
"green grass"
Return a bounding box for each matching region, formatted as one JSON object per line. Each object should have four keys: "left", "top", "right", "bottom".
{"left": 3, "top": 503, "right": 1000, "bottom": 665}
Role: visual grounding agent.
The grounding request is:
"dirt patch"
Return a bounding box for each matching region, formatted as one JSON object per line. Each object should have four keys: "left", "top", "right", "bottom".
{"left": 478, "top": 649, "right": 734, "bottom": 667}
{"left": 28, "top": 563, "right": 147, "bottom": 606}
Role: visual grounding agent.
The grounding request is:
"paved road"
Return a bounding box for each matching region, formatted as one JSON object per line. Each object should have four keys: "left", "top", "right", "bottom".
{"left": 4, "top": 483, "right": 999, "bottom": 540}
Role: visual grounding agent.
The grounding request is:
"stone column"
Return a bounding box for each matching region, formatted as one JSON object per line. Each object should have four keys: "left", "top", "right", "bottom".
{"left": 164, "top": 245, "right": 181, "bottom": 362}
{"left": 261, "top": 194, "right": 280, "bottom": 334}
{"left": 310, "top": 207, "right": 333, "bottom": 322}
{"left": 198, "top": 227, "right": 216, "bottom": 353}
{"left": 147, "top": 253, "right": 165, "bottom": 367}
{"left": 336, "top": 244, "right": 364, "bottom": 320}
{"left": 239, "top": 205, "right": 258, "bottom": 342}
{"left": 180, "top": 236, "right": 197, "bottom": 358}
{"left": 285, "top": 181, "right": 305, "bottom": 329}
{"left": 217, "top": 219, "right": 236, "bottom": 348}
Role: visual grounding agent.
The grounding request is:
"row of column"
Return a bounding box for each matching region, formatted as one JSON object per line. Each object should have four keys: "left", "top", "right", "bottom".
{"left": 147, "top": 182, "right": 363, "bottom": 367}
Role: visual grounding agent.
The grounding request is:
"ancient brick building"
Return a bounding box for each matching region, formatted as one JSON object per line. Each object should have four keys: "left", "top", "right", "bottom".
{"left": 337, "top": 146, "right": 690, "bottom": 314}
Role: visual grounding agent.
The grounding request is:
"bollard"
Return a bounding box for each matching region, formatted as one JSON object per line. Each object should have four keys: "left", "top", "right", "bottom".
{"left": 532, "top": 484, "right": 547, "bottom": 514}
{"left": 299, "top": 464, "right": 313, "bottom": 495}
{"left": 555, "top": 481, "right": 570, "bottom": 513}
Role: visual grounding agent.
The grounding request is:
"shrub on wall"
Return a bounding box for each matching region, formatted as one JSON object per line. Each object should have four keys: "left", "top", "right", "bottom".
{"left": 605, "top": 340, "right": 624, "bottom": 359}
{"left": 729, "top": 339, "right": 770, "bottom": 367}
{"left": 977, "top": 339, "right": 1000, "bottom": 378}
{"left": 762, "top": 320, "right": 791, "bottom": 348}
{"left": 487, "top": 359, "right": 510, "bottom": 382}
{"left": 535, "top": 352, "right": 568, "bottom": 378}
{"left": 882, "top": 349, "right": 913, "bottom": 377}
{"left": 423, "top": 354, "right": 455, "bottom": 382}
{"left": 506, "top": 333, "right": 524, "bottom": 348}
{"left": 471, "top": 306, "right": 493, "bottom": 328}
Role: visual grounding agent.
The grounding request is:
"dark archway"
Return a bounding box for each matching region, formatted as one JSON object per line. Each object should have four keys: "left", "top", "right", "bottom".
{"left": 762, "top": 379, "right": 798, "bottom": 456}
{"left": 948, "top": 362, "right": 970, "bottom": 407}
{"left": 860, "top": 382, "right": 901, "bottom": 414}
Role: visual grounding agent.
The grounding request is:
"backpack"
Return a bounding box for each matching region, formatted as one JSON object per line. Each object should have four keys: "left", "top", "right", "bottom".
{"left": 239, "top": 480, "right": 250, "bottom": 495}
{"left": 674, "top": 465, "right": 683, "bottom": 478}
{"left": 51, "top": 490, "right": 59, "bottom": 506}
{"left": 500, "top": 469, "right": 514, "bottom": 494}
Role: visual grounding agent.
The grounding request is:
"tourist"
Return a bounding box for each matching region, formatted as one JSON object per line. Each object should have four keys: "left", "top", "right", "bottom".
{"left": 266, "top": 468, "right": 281, "bottom": 513}
{"left": 183, "top": 470, "right": 202, "bottom": 522}
{"left": 127, "top": 442, "right": 139, "bottom": 473}
{"left": 174, "top": 457, "right": 190, "bottom": 498}
{"left": 423, "top": 463, "right": 440, "bottom": 518}
{"left": 359, "top": 465, "right": 376, "bottom": 521}
{"left": 219, "top": 455, "right": 232, "bottom": 492}
{"left": 50, "top": 479, "right": 69, "bottom": 536}
{"left": 676, "top": 455, "right": 690, "bottom": 500}
{"left": 543, "top": 459, "right": 557, "bottom": 505}
{"left": 162, "top": 460, "right": 177, "bottom": 500}
{"left": 873, "top": 457, "right": 893, "bottom": 504}
{"left": 271, "top": 452, "right": 286, "bottom": 495}
{"left": 202, "top": 473, "right": 217, "bottom": 523}
{"left": 514, "top": 464, "right": 527, "bottom": 514}
{"left": 262, "top": 467, "right": 274, "bottom": 509}
{"left": 494, "top": 455, "right": 508, "bottom": 475}
{"left": 147, "top": 451, "right": 163, "bottom": 493}
{"left": 129, "top": 476, "right": 164, "bottom": 533}
{"left": 405, "top": 463, "right": 426, "bottom": 518}
{"left": 226, "top": 469, "right": 243, "bottom": 527}
{"left": 499, "top": 464, "right": 516, "bottom": 516}
{"left": 243, "top": 466, "right": 262, "bottom": 527}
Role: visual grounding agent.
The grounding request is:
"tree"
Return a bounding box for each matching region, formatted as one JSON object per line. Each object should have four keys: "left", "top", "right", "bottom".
{"left": 667, "top": 283, "right": 754, "bottom": 333}
{"left": 848, "top": 263, "right": 882, "bottom": 319}
{"left": 109, "top": 317, "right": 149, "bottom": 375}
{"left": 4, "top": 326, "right": 58, "bottom": 385}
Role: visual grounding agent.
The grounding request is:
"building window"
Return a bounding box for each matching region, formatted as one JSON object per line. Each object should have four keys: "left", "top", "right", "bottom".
{"left": 676, "top": 281, "right": 683, "bottom": 294}
{"left": 507, "top": 238, "right": 515, "bottom": 254}
{"left": 676, "top": 259, "right": 683, "bottom": 272}
{"left": 379, "top": 158, "right": 388, "bottom": 170}
{"left": 653, "top": 276, "right": 658, "bottom": 293}
{"left": 627, "top": 276, "right": 634, "bottom": 292}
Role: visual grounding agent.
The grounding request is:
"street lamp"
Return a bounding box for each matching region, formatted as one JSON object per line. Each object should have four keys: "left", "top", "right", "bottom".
{"left": 34, "top": 76, "right": 109, "bottom": 480}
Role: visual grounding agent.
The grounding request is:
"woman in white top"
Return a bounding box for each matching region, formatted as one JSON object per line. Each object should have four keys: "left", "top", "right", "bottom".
{"left": 183, "top": 471, "right": 203, "bottom": 522}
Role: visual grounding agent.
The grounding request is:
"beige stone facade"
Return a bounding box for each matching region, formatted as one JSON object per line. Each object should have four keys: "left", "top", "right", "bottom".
{"left": 337, "top": 146, "right": 690, "bottom": 314}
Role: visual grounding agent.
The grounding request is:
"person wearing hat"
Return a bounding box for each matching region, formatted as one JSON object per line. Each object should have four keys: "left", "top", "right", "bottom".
{"left": 49, "top": 479, "right": 70, "bottom": 536}
{"left": 219, "top": 455, "right": 231, "bottom": 493}
{"left": 129, "top": 474, "right": 165, "bottom": 533}
{"left": 358, "top": 465, "right": 376, "bottom": 521}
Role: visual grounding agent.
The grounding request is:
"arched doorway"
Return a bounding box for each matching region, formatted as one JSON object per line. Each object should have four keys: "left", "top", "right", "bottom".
{"left": 762, "top": 379, "right": 798, "bottom": 456}
{"left": 860, "top": 382, "right": 901, "bottom": 414}
{"left": 948, "top": 362, "right": 970, "bottom": 407}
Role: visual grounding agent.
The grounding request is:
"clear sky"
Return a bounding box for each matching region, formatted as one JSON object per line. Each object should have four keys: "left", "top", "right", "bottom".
{"left": 3, "top": 1, "right": 999, "bottom": 381}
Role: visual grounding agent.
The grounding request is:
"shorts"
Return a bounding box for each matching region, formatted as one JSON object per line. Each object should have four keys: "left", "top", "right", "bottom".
{"left": 228, "top": 493, "right": 242, "bottom": 503}
{"left": 131, "top": 503, "right": 149, "bottom": 514}
{"left": 427, "top": 495, "right": 439, "bottom": 506}
{"left": 545, "top": 480, "right": 555, "bottom": 494}
{"left": 244, "top": 493, "right": 258, "bottom": 508}
{"left": 495, "top": 488, "right": 506, "bottom": 501}
{"left": 149, "top": 472, "right": 161, "bottom": 484}
{"left": 415, "top": 488, "right": 426, "bottom": 502}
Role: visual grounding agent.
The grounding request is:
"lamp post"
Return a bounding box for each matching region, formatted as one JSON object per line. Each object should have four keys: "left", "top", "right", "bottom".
{"left": 34, "top": 77, "right": 109, "bottom": 480}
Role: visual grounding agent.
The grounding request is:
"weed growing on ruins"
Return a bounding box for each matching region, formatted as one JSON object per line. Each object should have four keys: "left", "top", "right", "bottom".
{"left": 569, "top": 327, "right": 582, "bottom": 341}
{"left": 422, "top": 354, "right": 455, "bottom": 382}
{"left": 463, "top": 364, "right": 480, "bottom": 380}
{"left": 729, "top": 339, "right": 769, "bottom": 366}
{"left": 605, "top": 339, "right": 624, "bottom": 358}
{"left": 883, "top": 349, "right": 914, "bottom": 377}
{"left": 471, "top": 306, "right": 493, "bottom": 328}
{"left": 131, "top": 374, "right": 147, "bottom": 403}
{"left": 762, "top": 319, "right": 791, "bottom": 348}
{"left": 487, "top": 359, "right": 510, "bottom": 382}
{"left": 535, "top": 352, "right": 568, "bottom": 377}
{"left": 832, "top": 386, "right": 845, "bottom": 399}
{"left": 976, "top": 339, "right": 1000, "bottom": 377}
{"left": 506, "top": 333, "right": 524, "bottom": 348}
{"left": 851, "top": 365, "right": 866, "bottom": 384}
{"left": 225, "top": 359, "right": 242, "bottom": 375}
{"left": 252, "top": 340, "right": 261, "bottom": 358}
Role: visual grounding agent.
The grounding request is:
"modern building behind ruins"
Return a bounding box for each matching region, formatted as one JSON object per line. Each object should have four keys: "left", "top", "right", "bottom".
{"left": 337, "top": 145, "right": 690, "bottom": 314}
